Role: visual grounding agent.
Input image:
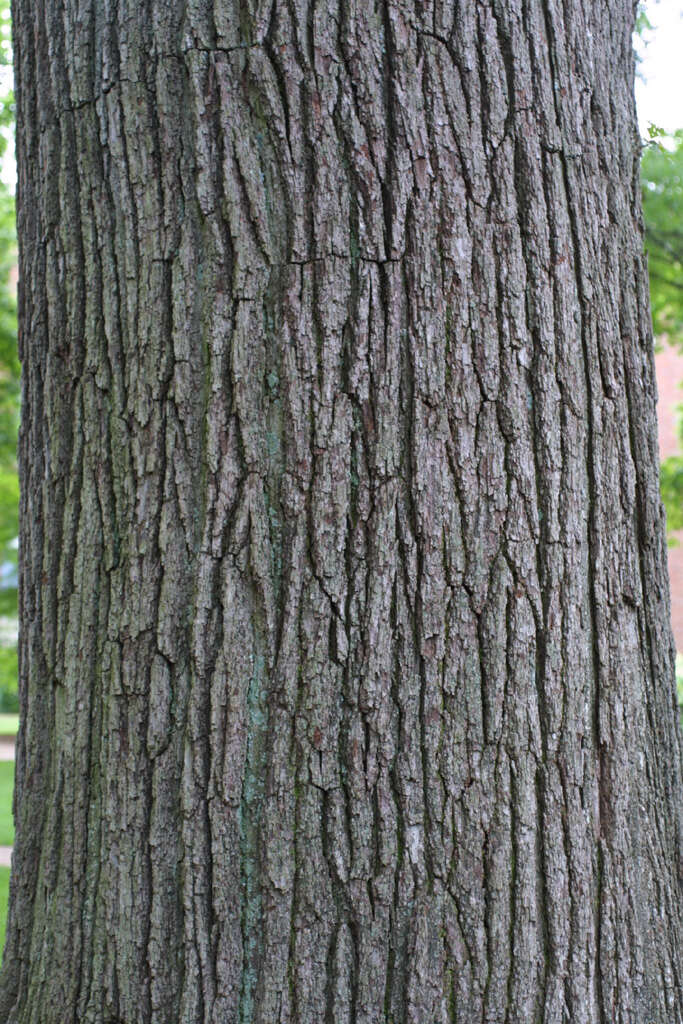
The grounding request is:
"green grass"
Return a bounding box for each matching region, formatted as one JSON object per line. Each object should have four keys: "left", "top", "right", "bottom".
{"left": 0, "top": 712, "right": 17, "bottom": 735}
{"left": 0, "top": 759, "right": 12, "bottom": 846}
{"left": 0, "top": 866, "right": 9, "bottom": 951}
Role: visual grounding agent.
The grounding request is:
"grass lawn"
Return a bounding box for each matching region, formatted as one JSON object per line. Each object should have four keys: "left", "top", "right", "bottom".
{"left": 0, "top": 714, "right": 18, "bottom": 736}
{"left": 0, "top": 760, "right": 13, "bottom": 846}
{"left": 0, "top": 866, "right": 9, "bottom": 951}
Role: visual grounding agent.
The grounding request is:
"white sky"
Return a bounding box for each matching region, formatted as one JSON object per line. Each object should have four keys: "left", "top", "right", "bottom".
{"left": 635, "top": 0, "right": 683, "bottom": 136}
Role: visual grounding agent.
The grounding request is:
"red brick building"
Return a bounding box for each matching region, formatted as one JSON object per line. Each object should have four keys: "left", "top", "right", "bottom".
{"left": 656, "top": 343, "right": 683, "bottom": 652}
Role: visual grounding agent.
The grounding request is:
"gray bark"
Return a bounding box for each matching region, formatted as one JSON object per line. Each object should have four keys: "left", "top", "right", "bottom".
{"left": 2, "top": 0, "right": 682, "bottom": 1021}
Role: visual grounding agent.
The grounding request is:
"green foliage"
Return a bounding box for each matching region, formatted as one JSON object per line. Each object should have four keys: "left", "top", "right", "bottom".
{"left": 0, "top": 467, "right": 17, "bottom": 545}
{"left": 646, "top": 122, "right": 668, "bottom": 143}
{"left": 0, "top": 0, "right": 10, "bottom": 71}
{"left": 661, "top": 449, "right": 683, "bottom": 534}
{"left": 642, "top": 131, "right": 683, "bottom": 346}
{"left": 635, "top": 6, "right": 653, "bottom": 38}
{"left": 0, "top": 647, "right": 16, "bottom": 712}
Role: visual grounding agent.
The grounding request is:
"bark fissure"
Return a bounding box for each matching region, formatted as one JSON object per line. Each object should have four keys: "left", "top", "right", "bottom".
{"left": 3, "top": 1, "right": 683, "bottom": 1022}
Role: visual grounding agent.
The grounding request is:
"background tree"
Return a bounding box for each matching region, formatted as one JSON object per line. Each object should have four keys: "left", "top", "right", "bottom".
{"left": 2, "top": 2, "right": 683, "bottom": 1023}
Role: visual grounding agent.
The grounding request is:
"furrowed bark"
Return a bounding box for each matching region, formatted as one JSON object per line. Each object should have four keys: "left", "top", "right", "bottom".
{"left": 2, "top": 1, "right": 682, "bottom": 1022}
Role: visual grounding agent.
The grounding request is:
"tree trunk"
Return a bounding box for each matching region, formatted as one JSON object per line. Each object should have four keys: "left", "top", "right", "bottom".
{"left": 2, "top": 1, "right": 682, "bottom": 1021}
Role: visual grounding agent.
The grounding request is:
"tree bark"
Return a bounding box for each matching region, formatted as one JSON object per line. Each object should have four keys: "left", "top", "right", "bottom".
{"left": 2, "top": 1, "right": 682, "bottom": 1021}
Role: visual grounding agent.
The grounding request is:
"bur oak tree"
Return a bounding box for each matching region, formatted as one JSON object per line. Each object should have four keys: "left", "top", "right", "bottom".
{"left": 2, "top": 1, "right": 683, "bottom": 1022}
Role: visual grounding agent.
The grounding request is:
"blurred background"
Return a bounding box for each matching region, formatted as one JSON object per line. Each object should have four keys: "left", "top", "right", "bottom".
{"left": 636, "top": 0, "right": 683, "bottom": 698}
{"left": 0, "top": 0, "right": 18, "bottom": 727}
